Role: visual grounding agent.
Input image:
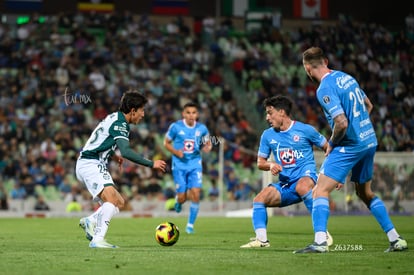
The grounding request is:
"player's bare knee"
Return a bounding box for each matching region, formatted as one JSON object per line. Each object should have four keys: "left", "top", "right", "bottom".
{"left": 253, "top": 191, "right": 262, "bottom": 202}
{"left": 296, "top": 184, "right": 312, "bottom": 197}
{"left": 296, "top": 179, "right": 314, "bottom": 196}
{"left": 253, "top": 195, "right": 263, "bottom": 203}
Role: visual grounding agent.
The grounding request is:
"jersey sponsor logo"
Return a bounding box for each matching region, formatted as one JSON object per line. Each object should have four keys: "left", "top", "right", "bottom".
{"left": 323, "top": 95, "right": 330, "bottom": 104}
{"left": 280, "top": 149, "right": 296, "bottom": 166}
{"left": 359, "top": 128, "right": 375, "bottom": 139}
{"left": 359, "top": 118, "right": 371, "bottom": 127}
{"left": 274, "top": 142, "right": 305, "bottom": 167}
{"left": 183, "top": 139, "right": 195, "bottom": 152}
{"left": 114, "top": 125, "right": 128, "bottom": 132}
{"left": 121, "top": 132, "right": 128, "bottom": 137}
{"left": 179, "top": 130, "right": 185, "bottom": 135}
{"left": 103, "top": 172, "right": 110, "bottom": 180}
{"left": 270, "top": 139, "right": 277, "bottom": 144}
{"left": 336, "top": 74, "right": 356, "bottom": 90}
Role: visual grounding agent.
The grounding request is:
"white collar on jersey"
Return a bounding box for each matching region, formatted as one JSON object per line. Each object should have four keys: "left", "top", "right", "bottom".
{"left": 183, "top": 119, "right": 196, "bottom": 128}
{"left": 280, "top": 120, "right": 295, "bottom": 133}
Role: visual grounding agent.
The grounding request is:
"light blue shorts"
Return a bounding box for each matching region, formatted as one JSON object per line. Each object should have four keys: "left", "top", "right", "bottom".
{"left": 320, "top": 146, "right": 376, "bottom": 184}
{"left": 173, "top": 168, "right": 203, "bottom": 194}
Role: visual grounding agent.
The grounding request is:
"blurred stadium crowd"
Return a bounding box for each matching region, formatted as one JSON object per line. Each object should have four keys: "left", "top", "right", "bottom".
{"left": 0, "top": 12, "right": 413, "bottom": 211}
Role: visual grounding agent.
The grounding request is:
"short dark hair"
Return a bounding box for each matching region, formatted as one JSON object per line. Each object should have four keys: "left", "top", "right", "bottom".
{"left": 119, "top": 90, "right": 148, "bottom": 113}
{"left": 263, "top": 95, "right": 293, "bottom": 116}
{"left": 183, "top": 102, "right": 199, "bottom": 110}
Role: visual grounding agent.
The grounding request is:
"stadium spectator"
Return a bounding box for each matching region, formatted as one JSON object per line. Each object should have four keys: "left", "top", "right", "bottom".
{"left": 207, "top": 180, "right": 219, "bottom": 201}
{"left": 225, "top": 170, "right": 240, "bottom": 200}
{"left": 34, "top": 195, "right": 50, "bottom": 211}
{"left": 0, "top": 183, "right": 9, "bottom": 210}
{"left": 10, "top": 182, "right": 27, "bottom": 200}
{"left": 66, "top": 197, "right": 82, "bottom": 213}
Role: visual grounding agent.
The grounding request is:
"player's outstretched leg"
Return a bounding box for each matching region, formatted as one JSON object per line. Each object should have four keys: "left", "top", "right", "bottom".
{"left": 365, "top": 196, "right": 408, "bottom": 252}
{"left": 240, "top": 202, "right": 270, "bottom": 248}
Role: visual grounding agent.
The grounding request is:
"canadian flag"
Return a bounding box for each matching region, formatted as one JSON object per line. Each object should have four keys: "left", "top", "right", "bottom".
{"left": 293, "top": 0, "right": 328, "bottom": 19}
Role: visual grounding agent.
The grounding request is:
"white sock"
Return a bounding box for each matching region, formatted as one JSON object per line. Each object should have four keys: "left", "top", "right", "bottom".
{"left": 93, "top": 202, "right": 119, "bottom": 242}
{"left": 255, "top": 228, "right": 268, "bottom": 242}
{"left": 88, "top": 206, "right": 102, "bottom": 223}
{"left": 315, "top": 231, "right": 327, "bottom": 245}
{"left": 386, "top": 228, "right": 399, "bottom": 242}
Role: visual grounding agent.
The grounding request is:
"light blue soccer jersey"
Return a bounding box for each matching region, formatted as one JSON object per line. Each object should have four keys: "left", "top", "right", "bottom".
{"left": 258, "top": 121, "right": 326, "bottom": 184}
{"left": 316, "top": 71, "right": 378, "bottom": 152}
{"left": 165, "top": 120, "right": 210, "bottom": 171}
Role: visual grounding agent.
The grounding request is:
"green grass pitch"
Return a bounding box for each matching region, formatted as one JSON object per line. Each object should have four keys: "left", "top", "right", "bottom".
{"left": 0, "top": 215, "right": 412, "bottom": 275}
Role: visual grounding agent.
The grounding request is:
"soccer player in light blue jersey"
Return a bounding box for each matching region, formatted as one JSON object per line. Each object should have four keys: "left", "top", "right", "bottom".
{"left": 76, "top": 91, "right": 167, "bottom": 248}
{"left": 241, "top": 95, "right": 331, "bottom": 248}
{"left": 295, "top": 47, "right": 408, "bottom": 253}
{"left": 164, "top": 102, "right": 212, "bottom": 234}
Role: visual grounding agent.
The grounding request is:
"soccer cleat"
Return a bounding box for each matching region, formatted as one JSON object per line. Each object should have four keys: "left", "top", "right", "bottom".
{"left": 89, "top": 240, "right": 119, "bottom": 249}
{"left": 293, "top": 242, "right": 328, "bottom": 254}
{"left": 174, "top": 202, "right": 182, "bottom": 213}
{"left": 240, "top": 238, "right": 270, "bottom": 248}
{"left": 185, "top": 226, "right": 194, "bottom": 234}
{"left": 384, "top": 237, "right": 408, "bottom": 252}
{"left": 327, "top": 231, "right": 333, "bottom": 247}
{"left": 79, "top": 217, "right": 95, "bottom": 241}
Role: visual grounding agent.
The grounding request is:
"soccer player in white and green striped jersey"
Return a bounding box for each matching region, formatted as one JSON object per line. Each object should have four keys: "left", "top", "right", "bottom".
{"left": 76, "top": 90, "right": 167, "bottom": 248}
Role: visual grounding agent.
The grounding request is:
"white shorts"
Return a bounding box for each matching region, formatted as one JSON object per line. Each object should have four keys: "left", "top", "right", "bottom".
{"left": 75, "top": 158, "right": 115, "bottom": 201}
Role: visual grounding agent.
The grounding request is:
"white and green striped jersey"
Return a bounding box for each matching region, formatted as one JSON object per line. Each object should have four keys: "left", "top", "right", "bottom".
{"left": 80, "top": 111, "right": 129, "bottom": 164}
